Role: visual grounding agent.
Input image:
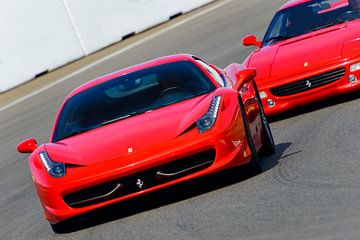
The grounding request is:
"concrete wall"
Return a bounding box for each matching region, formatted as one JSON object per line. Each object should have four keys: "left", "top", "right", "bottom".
{"left": 0, "top": 0, "right": 215, "bottom": 93}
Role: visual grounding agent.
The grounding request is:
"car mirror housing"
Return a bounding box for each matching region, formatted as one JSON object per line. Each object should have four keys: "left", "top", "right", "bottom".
{"left": 234, "top": 68, "right": 257, "bottom": 91}
{"left": 242, "top": 35, "right": 262, "bottom": 48}
{"left": 17, "top": 138, "right": 38, "bottom": 154}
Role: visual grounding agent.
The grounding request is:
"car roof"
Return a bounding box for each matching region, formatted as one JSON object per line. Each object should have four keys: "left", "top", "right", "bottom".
{"left": 279, "top": 0, "right": 348, "bottom": 11}
{"left": 68, "top": 54, "right": 197, "bottom": 98}
{"left": 279, "top": 0, "right": 311, "bottom": 10}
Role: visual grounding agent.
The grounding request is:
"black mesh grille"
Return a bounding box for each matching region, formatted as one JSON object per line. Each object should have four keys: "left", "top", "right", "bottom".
{"left": 270, "top": 68, "right": 346, "bottom": 97}
{"left": 63, "top": 149, "right": 216, "bottom": 208}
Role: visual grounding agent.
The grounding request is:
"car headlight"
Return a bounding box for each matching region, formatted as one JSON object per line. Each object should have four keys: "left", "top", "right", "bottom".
{"left": 350, "top": 62, "right": 360, "bottom": 72}
{"left": 39, "top": 152, "right": 66, "bottom": 178}
{"left": 197, "top": 96, "right": 222, "bottom": 133}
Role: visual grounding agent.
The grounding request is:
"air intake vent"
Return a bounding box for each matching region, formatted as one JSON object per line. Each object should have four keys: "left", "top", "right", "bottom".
{"left": 270, "top": 68, "right": 346, "bottom": 97}
{"left": 63, "top": 149, "right": 216, "bottom": 208}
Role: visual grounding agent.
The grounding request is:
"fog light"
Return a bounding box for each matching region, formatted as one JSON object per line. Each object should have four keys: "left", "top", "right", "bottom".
{"left": 349, "top": 74, "right": 357, "bottom": 82}
{"left": 267, "top": 99, "right": 275, "bottom": 107}
{"left": 350, "top": 63, "right": 360, "bottom": 72}
{"left": 259, "top": 91, "right": 268, "bottom": 99}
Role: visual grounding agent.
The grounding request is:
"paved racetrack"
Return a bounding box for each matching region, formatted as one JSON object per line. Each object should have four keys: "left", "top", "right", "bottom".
{"left": 2, "top": 0, "right": 360, "bottom": 239}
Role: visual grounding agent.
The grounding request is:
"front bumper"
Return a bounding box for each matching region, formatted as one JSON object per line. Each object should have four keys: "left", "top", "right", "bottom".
{"left": 31, "top": 118, "right": 251, "bottom": 224}
{"left": 259, "top": 57, "right": 360, "bottom": 116}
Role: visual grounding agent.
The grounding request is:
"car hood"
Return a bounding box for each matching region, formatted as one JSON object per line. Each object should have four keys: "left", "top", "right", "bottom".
{"left": 248, "top": 20, "right": 360, "bottom": 83}
{"left": 45, "top": 93, "right": 213, "bottom": 166}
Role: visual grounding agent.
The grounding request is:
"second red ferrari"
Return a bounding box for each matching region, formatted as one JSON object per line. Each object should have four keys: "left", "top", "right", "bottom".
{"left": 243, "top": 0, "right": 360, "bottom": 116}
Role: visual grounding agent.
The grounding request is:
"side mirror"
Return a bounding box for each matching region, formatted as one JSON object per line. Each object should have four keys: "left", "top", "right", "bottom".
{"left": 242, "top": 35, "right": 262, "bottom": 48}
{"left": 234, "top": 68, "right": 257, "bottom": 91}
{"left": 17, "top": 138, "right": 38, "bottom": 154}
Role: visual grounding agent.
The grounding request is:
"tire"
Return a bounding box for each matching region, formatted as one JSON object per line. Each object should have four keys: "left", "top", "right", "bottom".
{"left": 252, "top": 80, "right": 275, "bottom": 156}
{"left": 259, "top": 111, "right": 275, "bottom": 156}
{"left": 239, "top": 99, "right": 263, "bottom": 173}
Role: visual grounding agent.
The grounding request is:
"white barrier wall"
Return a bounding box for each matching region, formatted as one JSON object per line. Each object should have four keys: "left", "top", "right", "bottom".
{"left": 0, "top": 0, "right": 84, "bottom": 92}
{"left": 0, "top": 0, "right": 215, "bottom": 93}
{"left": 65, "top": 0, "right": 216, "bottom": 54}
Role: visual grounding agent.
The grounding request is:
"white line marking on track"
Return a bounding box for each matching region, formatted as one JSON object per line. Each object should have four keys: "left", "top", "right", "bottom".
{"left": 0, "top": 0, "right": 233, "bottom": 113}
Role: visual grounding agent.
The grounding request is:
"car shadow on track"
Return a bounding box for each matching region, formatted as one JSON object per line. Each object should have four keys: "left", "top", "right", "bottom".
{"left": 268, "top": 91, "right": 360, "bottom": 122}
{"left": 56, "top": 142, "right": 291, "bottom": 234}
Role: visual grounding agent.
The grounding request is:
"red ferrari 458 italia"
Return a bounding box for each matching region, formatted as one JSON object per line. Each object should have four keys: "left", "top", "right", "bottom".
{"left": 17, "top": 54, "right": 275, "bottom": 232}
{"left": 242, "top": 0, "right": 360, "bottom": 116}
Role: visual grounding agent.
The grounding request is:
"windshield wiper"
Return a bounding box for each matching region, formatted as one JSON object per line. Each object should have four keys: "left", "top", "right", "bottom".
{"left": 313, "top": 20, "right": 344, "bottom": 31}
{"left": 101, "top": 92, "right": 209, "bottom": 127}
{"left": 61, "top": 125, "right": 100, "bottom": 140}
{"left": 264, "top": 35, "right": 293, "bottom": 44}
{"left": 101, "top": 110, "right": 151, "bottom": 126}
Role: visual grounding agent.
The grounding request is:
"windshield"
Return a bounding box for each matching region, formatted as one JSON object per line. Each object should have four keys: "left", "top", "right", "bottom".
{"left": 52, "top": 61, "right": 215, "bottom": 142}
{"left": 263, "top": 0, "right": 360, "bottom": 46}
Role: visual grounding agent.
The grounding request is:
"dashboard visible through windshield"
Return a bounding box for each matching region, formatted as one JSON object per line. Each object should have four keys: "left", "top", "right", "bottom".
{"left": 263, "top": 0, "right": 360, "bottom": 46}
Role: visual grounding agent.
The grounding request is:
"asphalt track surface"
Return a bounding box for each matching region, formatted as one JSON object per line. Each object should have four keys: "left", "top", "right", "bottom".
{"left": 2, "top": 0, "right": 360, "bottom": 239}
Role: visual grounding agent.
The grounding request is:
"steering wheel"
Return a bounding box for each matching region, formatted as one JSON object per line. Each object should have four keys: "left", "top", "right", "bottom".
{"left": 159, "top": 87, "right": 185, "bottom": 98}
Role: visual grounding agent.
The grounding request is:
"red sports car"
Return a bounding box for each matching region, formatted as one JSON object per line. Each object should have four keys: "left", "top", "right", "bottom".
{"left": 242, "top": 0, "right": 360, "bottom": 116}
{"left": 17, "top": 54, "right": 274, "bottom": 232}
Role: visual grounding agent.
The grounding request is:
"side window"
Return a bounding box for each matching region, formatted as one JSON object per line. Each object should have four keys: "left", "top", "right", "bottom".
{"left": 196, "top": 60, "right": 225, "bottom": 87}
{"left": 270, "top": 13, "right": 286, "bottom": 38}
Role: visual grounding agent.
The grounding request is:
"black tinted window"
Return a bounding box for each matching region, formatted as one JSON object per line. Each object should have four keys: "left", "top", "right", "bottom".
{"left": 263, "top": 0, "right": 358, "bottom": 46}
{"left": 52, "top": 61, "right": 215, "bottom": 142}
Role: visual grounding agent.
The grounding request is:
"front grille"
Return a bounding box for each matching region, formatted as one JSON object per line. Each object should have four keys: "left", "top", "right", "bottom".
{"left": 63, "top": 149, "right": 216, "bottom": 208}
{"left": 270, "top": 68, "right": 346, "bottom": 97}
